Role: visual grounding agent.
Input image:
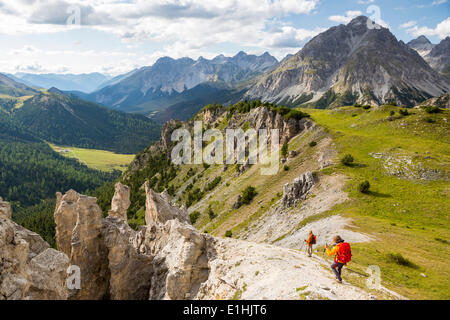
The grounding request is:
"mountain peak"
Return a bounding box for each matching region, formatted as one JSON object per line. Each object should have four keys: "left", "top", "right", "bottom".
{"left": 347, "top": 15, "right": 370, "bottom": 26}
{"left": 235, "top": 51, "right": 247, "bottom": 57}
{"left": 408, "top": 35, "right": 432, "bottom": 46}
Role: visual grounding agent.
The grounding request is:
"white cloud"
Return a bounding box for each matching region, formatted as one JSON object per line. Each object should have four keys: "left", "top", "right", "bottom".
{"left": 0, "top": 0, "right": 324, "bottom": 74}
{"left": 262, "top": 26, "right": 325, "bottom": 48}
{"left": 400, "top": 21, "right": 417, "bottom": 29}
{"left": 329, "top": 10, "right": 362, "bottom": 24}
{"left": 403, "top": 17, "right": 450, "bottom": 39}
{"left": 431, "top": 0, "right": 447, "bottom": 5}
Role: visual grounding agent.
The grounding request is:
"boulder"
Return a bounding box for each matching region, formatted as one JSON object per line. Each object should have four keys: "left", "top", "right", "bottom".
{"left": 233, "top": 195, "right": 242, "bottom": 210}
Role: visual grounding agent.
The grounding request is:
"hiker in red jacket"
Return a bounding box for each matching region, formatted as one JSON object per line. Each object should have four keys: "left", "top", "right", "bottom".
{"left": 325, "top": 235, "right": 352, "bottom": 283}
{"left": 304, "top": 230, "right": 316, "bottom": 257}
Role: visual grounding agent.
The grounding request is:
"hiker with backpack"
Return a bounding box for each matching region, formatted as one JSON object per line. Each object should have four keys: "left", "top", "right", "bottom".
{"left": 304, "top": 230, "right": 317, "bottom": 257}
{"left": 325, "top": 235, "right": 352, "bottom": 283}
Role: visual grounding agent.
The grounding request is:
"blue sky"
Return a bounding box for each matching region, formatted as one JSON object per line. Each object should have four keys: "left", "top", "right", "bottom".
{"left": 0, "top": 0, "right": 448, "bottom": 75}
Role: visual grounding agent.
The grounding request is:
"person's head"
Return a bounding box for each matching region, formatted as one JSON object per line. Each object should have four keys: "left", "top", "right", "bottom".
{"left": 333, "top": 235, "right": 343, "bottom": 244}
{"left": 309, "top": 230, "right": 313, "bottom": 235}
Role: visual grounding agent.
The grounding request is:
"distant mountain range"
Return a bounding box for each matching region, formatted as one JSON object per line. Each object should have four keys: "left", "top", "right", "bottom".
{"left": 76, "top": 52, "right": 278, "bottom": 114}
{"left": 6, "top": 16, "right": 449, "bottom": 125}
{"left": 8, "top": 72, "right": 113, "bottom": 93}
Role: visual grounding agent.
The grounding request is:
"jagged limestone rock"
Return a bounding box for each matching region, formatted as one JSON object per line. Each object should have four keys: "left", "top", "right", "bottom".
{"left": 26, "top": 248, "right": 69, "bottom": 300}
{"left": 69, "top": 194, "right": 110, "bottom": 300}
{"left": 102, "top": 216, "right": 152, "bottom": 300}
{"left": 108, "top": 182, "right": 131, "bottom": 221}
{"left": 282, "top": 172, "right": 315, "bottom": 207}
{"left": 0, "top": 197, "right": 12, "bottom": 220}
{"left": 54, "top": 190, "right": 79, "bottom": 257}
{"left": 145, "top": 181, "right": 189, "bottom": 225}
{"left": 55, "top": 185, "right": 155, "bottom": 300}
{"left": 145, "top": 219, "right": 210, "bottom": 300}
{"left": 142, "top": 184, "right": 211, "bottom": 300}
{"left": 0, "top": 200, "right": 68, "bottom": 300}
{"left": 55, "top": 190, "right": 109, "bottom": 300}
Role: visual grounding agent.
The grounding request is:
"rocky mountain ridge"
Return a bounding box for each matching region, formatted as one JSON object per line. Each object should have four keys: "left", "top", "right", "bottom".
{"left": 83, "top": 52, "right": 278, "bottom": 113}
{"left": 1, "top": 183, "right": 396, "bottom": 300}
{"left": 245, "top": 16, "right": 449, "bottom": 108}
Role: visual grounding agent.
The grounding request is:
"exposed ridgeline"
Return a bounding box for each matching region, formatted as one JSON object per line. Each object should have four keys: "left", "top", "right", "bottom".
{"left": 408, "top": 36, "right": 450, "bottom": 79}
{"left": 0, "top": 186, "right": 384, "bottom": 300}
{"left": 0, "top": 73, "right": 38, "bottom": 97}
{"left": 115, "top": 101, "right": 313, "bottom": 226}
{"left": 425, "top": 37, "right": 450, "bottom": 79}
{"left": 246, "top": 16, "right": 450, "bottom": 108}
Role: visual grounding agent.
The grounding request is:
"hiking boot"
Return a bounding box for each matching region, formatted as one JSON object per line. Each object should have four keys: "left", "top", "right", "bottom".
{"left": 335, "top": 278, "right": 342, "bottom": 284}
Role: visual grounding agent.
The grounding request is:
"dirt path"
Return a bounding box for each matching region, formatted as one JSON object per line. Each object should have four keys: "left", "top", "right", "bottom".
{"left": 199, "top": 237, "right": 401, "bottom": 300}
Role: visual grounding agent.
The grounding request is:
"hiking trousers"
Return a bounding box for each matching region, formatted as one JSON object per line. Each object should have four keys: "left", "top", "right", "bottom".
{"left": 307, "top": 245, "right": 313, "bottom": 257}
{"left": 331, "top": 261, "right": 344, "bottom": 281}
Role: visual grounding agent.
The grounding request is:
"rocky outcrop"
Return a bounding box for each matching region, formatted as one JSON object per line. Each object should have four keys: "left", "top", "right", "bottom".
{"left": 0, "top": 199, "right": 68, "bottom": 300}
{"left": 145, "top": 181, "right": 189, "bottom": 224}
{"left": 108, "top": 182, "right": 131, "bottom": 221}
{"left": 144, "top": 218, "right": 210, "bottom": 300}
{"left": 102, "top": 217, "right": 152, "bottom": 300}
{"left": 54, "top": 191, "right": 109, "bottom": 300}
{"left": 54, "top": 185, "right": 154, "bottom": 300}
{"left": 282, "top": 172, "right": 315, "bottom": 207}
{"left": 0, "top": 197, "right": 11, "bottom": 220}
{"left": 233, "top": 195, "right": 242, "bottom": 210}
{"left": 418, "top": 93, "right": 450, "bottom": 109}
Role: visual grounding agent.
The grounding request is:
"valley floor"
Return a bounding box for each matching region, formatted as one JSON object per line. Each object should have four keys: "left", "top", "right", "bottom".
{"left": 49, "top": 143, "right": 134, "bottom": 172}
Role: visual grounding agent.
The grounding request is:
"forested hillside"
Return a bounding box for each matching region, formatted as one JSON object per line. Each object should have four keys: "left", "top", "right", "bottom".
{"left": 12, "top": 91, "right": 161, "bottom": 154}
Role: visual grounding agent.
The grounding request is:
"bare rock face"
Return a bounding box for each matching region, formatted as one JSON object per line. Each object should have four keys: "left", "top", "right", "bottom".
{"left": 144, "top": 219, "right": 210, "bottom": 300}
{"left": 55, "top": 186, "right": 154, "bottom": 300}
{"left": 26, "top": 248, "right": 69, "bottom": 300}
{"left": 54, "top": 191, "right": 109, "bottom": 300}
{"left": 282, "top": 172, "right": 315, "bottom": 207}
{"left": 108, "top": 182, "right": 131, "bottom": 221}
{"left": 145, "top": 182, "right": 189, "bottom": 224}
{"left": 0, "top": 200, "right": 68, "bottom": 300}
{"left": 102, "top": 217, "right": 152, "bottom": 300}
{"left": 54, "top": 190, "right": 79, "bottom": 257}
{"left": 0, "top": 197, "right": 12, "bottom": 220}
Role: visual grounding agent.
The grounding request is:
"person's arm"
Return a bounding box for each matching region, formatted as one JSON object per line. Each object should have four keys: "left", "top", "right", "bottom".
{"left": 325, "top": 245, "right": 338, "bottom": 257}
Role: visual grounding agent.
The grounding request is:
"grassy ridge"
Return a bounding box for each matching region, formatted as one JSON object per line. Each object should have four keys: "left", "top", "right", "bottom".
{"left": 306, "top": 105, "right": 449, "bottom": 299}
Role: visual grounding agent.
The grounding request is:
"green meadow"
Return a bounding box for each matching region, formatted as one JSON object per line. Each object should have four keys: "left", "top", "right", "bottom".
{"left": 305, "top": 105, "right": 450, "bottom": 299}
{"left": 49, "top": 143, "right": 135, "bottom": 172}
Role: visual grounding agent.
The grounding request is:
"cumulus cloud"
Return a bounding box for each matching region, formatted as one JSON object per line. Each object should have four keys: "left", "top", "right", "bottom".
{"left": 403, "top": 17, "right": 450, "bottom": 39}
{"left": 329, "top": 10, "right": 362, "bottom": 24}
{"left": 27, "top": 0, "right": 115, "bottom": 25}
{"left": 0, "top": 0, "right": 324, "bottom": 74}
{"left": 262, "top": 26, "right": 325, "bottom": 48}
{"left": 400, "top": 21, "right": 417, "bottom": 29}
